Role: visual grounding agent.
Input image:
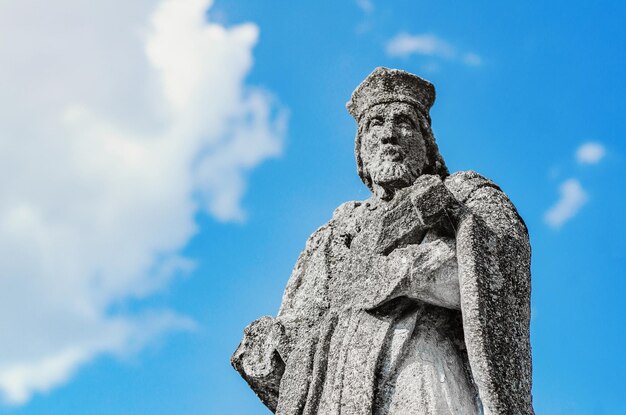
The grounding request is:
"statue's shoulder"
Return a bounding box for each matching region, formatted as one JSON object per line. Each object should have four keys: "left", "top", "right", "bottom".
{"left": 331, "top": 200, "right": 365, "bottom": 221}
{"left": 444, "top": 170, "right": 502, "bottom": 203}
{"left": 446, "top": 170, "right": 528, "bottom": 238}
{"left": 301, "top": 201, "right": 364, "bottom": 251}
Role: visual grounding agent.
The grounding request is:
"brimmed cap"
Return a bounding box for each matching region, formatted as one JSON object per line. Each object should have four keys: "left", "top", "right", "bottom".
{"left": 347, "top": 67, "right": 435, "bottom": 121}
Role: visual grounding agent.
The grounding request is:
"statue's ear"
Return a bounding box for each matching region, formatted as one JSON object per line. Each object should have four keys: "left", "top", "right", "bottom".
{"left": 355, "top": 126, "right": 374, "bottom": 191}
{"left": 416, "top": 113, "right": 448, "bottom": 179}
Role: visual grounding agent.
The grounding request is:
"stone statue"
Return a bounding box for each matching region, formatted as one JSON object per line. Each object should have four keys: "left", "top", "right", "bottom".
{"left": 232, "top": 67, "right": 534, "bottom": 415}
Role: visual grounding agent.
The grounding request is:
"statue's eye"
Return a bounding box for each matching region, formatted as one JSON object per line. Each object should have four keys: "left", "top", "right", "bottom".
{"left": 369, "top": 117, "right": 383, "bottom": 127}
{"left": 398, "top": 117, "right": 414, "bottom": 129}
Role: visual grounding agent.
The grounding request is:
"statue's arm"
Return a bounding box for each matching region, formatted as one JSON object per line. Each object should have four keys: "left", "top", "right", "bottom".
{"left": 375, "top": 172, "right": 526, "bottom": 311}
{"left": 365, "top": 233, "right": 460, "bottom": 311}
{"left": 231, "top": 316, "right": 287, "bottom": 412}
{"left": 389, "top": 235, "right": 460, "bottom": 309}
{"left": 448, "top": 171, "right": 533, "bottom": 414}
{"left": 231, "top": 224, "right": 331, "bottom": 413}
{"left": 366, "top": 174, "right": 466, "bottom": 311}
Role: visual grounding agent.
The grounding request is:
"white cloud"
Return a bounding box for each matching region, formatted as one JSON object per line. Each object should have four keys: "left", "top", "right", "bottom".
{"left": 544, "top": 179, "right": 588, "bottom": 228}
{"left": 386, "top": 33, "right": 455, "bottom": 59}
{"left": 420, "top": 62, "right": 441, "bottom": 74}
{"left": 0, "top": 0, "right": 285, "bottom": 405}
{"left": 576, "top": 142, "right": 606, "bottom": 164}
{"left": 356, "top": 0, "right": 374, "bottom": 14}
{"left": 386, "top": 33, "right": 482, "bottom": 67}
{"left": 463, "top": 52, "right": 483, "bottom": 66}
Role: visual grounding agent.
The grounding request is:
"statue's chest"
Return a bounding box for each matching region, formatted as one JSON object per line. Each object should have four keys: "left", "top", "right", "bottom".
{"left": 326, "top": 197, "right": 428, "bottom": 309}
{"left": 328, "top": 195, "right": 427, "bottom": 263}
{"left": 326, "top": 202, "right": 375, "bottom": 269}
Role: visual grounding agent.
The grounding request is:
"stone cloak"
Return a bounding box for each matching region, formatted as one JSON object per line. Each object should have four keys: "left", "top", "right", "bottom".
{"left": 233, "top": 170, "right": 533, "bottom": 415}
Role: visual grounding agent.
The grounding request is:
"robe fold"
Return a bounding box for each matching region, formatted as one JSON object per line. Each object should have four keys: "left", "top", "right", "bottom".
{"left": 236, "top": 171, "right": 533, "bottom": 415}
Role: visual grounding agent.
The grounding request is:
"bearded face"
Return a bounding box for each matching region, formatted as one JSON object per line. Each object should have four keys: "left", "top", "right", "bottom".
{"left": 360, "top": 102, "right": 427, "bottom": 197}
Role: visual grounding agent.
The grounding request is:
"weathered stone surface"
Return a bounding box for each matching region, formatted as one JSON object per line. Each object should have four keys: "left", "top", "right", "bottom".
{"left": 232, "top": 67, "right": 533, "bottom": 415}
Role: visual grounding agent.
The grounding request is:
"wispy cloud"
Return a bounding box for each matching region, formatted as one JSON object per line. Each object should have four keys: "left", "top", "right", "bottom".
{"left": 462, "top": 52, "right": 483, "bottom": 67}
{"left": 354, "top": 0, "right": 375, "bottom": 34}
{"left": 355, "top": 0, "right": 374, "bottom": 14}
{"left": 544, "top": 179, "right": 588, "bottom": 228}
{"left": 576, "top": 142, "right": 606, "bottom": 164}
{"left": 0, "top": 0, "right": 285, "bottom": 405}
{"left": 385, "top": 33, "right": 482, "bottom": 67}
{"left": 386, "top": 33, "right": 454, "bottom": 59}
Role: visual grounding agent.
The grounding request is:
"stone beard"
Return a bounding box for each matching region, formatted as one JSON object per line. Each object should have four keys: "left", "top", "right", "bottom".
{"left": 357, "top": 101, "right": 429, "bottom": 200}
{"left": 232, "top": 67, "right": 534, "bottom": 415}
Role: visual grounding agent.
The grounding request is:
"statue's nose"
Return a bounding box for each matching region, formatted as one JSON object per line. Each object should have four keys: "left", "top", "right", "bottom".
{"left": 379, "top": 124, "right": 396, "bottom": 144}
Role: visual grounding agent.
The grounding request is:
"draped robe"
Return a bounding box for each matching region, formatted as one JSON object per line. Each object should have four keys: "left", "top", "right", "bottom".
{"left": 233, "top": 171, "right": 533, "bottom": 415}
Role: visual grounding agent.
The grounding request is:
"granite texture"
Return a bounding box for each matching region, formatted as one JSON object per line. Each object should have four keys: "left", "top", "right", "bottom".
{"left": 232, "top": 67, "right": 533, "bottom": 415}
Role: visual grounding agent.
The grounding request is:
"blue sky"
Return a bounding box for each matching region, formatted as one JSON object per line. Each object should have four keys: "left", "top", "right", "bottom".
{"left": 0, "top": 0, "right": 624, "bottom": 414}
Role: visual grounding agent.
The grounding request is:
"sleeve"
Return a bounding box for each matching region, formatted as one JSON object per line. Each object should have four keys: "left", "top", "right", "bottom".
{"left": 277, "top": 224, "right": 332, "bottom": 348}
{"left": 232, "top": 223, "right": 334, "bottom": 413}
{"left": 361, "top": 233, "right": 461, "bottom": 312}
{"left": 448, "top": 171, "right": 534, "bottom": 415}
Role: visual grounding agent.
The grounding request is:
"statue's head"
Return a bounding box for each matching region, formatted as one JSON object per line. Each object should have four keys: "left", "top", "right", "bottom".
{"left": 347, "top": 67, "right": 448, "bottom": 199}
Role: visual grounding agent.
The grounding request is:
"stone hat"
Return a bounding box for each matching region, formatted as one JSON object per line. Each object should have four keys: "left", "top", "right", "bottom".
{"left": 346, "top": 67, "right": 435, "bottom": 121}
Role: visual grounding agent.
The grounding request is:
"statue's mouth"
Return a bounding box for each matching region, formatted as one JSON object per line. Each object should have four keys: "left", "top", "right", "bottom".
{"left": 379, "top": 146, "right": 403, "bottom": 162}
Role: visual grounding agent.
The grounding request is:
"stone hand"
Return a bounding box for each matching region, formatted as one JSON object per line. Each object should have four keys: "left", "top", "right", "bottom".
{"left": 231, "top": 316, "right": 286, "bottom": 411}
{"left": 363, "top": 238, "right": 460, "bottom": 312}
{"left": 410, "top": 174, "right": 465, "bottom": 228}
